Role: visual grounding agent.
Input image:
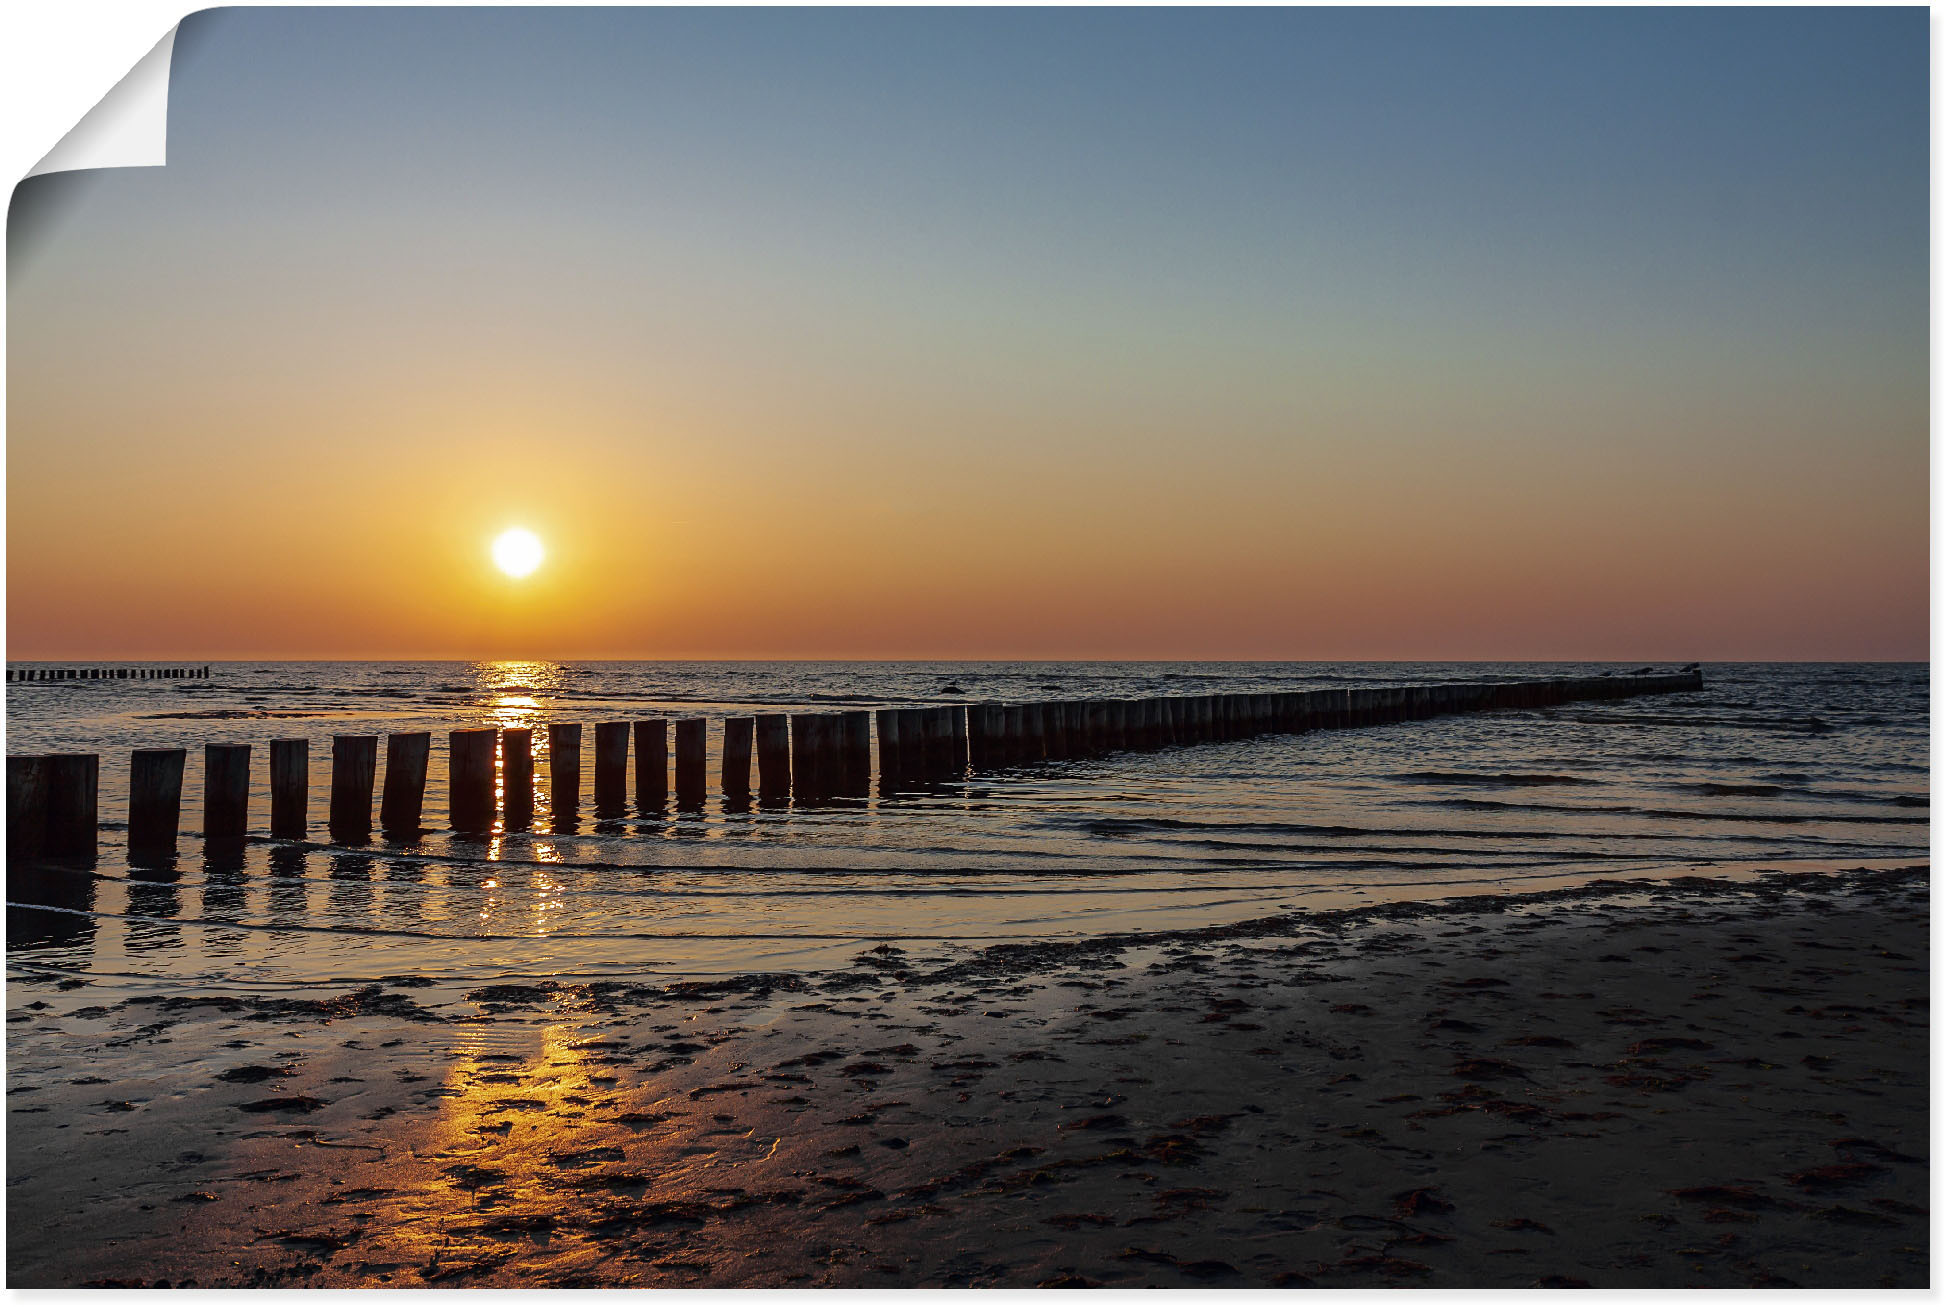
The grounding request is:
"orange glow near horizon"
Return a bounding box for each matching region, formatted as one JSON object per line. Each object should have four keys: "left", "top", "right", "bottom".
{"left": 4, "top": 387, "right": 1926, "bottom": 662}
{"left": 2, "top": 422, "right": 1927, "bottom": 661}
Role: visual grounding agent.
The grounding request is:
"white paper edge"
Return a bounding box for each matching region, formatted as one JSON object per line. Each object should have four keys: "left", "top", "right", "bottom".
{"left": 24, "top": 23, "right": 177, "bottom": 178}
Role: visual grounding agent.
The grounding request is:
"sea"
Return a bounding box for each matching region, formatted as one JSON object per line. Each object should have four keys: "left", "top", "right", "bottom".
{"left": 4, "top": 661, "right": 1927, "bottom": 994}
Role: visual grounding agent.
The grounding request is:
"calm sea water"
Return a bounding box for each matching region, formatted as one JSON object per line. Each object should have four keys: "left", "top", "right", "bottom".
{"left": 4, "top": 661, "right": 1926, "bottom": 990}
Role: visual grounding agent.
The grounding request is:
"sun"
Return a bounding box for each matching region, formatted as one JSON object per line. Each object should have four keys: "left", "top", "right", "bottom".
{"left": 492, "top": 528, "right": 545, "bottom": 578}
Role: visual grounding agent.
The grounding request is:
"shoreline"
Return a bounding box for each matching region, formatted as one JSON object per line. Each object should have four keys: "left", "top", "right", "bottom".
{"left": 6, "top": 863, "right": 1928, "bottom": 1287}
{"left": 8, "top": 853, "right": 1923, "bottom": 991}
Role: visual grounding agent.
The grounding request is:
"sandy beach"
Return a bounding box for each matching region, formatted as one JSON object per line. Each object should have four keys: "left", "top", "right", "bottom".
{"left": 7, "top": 863, "right": 1926, "bottom": 1288}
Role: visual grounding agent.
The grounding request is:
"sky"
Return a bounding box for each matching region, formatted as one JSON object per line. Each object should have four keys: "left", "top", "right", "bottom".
{"left": 6, "top": 7, "right": 1928, "bottom": 661}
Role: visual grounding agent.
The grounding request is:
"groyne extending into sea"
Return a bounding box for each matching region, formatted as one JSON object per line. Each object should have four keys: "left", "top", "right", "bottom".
{"left": 8, "top": 669, "right": 1702, "bottom": 860}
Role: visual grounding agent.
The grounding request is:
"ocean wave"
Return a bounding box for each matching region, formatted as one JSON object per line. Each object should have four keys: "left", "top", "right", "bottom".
{"left": 1389, "top": 770, "right": 1600, "bottom": 787}
{"left": 1417, "top": 796, "right": 1927, "bottom": 826}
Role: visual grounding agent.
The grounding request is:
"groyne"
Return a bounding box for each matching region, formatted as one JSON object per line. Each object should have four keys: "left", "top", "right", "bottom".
{"left": 8, "top": 666, "right": 210, "bottom": 682}
{"left": 7, "top": 669, "right": 1703, "bottom": 859}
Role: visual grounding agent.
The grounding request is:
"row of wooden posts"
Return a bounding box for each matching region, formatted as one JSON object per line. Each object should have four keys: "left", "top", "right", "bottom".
{"left": 9, "top": 666, "right": 209, "bottom": 683}
{"left": 7, "top": 671, "right": 1704, "bottom": 860}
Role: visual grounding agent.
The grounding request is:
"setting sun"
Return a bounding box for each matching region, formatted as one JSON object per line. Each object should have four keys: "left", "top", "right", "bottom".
{"left": 491, "top": 528, "right": 545, "bottom": 578}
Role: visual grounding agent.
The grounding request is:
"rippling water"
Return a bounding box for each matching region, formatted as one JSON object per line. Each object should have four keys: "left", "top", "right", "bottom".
{"left": 5, "top": 661, "right": 1926, "bottom": 989}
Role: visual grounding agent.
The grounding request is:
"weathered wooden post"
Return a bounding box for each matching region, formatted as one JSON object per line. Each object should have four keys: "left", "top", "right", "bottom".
{"left": 876, "top": 708, "right": 904, "bottom": 781}
{"left": 594, "top": 722, "right": 631, "bottom": 812}
{"left": 994, "top": 704, "right": 1022, "bottom": 769}
{"left": 923, "top": 707, "right": 956, "bottom": 775}
{"left": 501, "top": 728, "right": 534, "bottom": 829}
{"left": 379, "top": 732, "right": 431, "bottom": 834}
{"left": 1072, "top": 701, "right": 1097, "bottom": 754}
{"left": 7, "top": 752, "right": 47, "bottom": 836}
{"left": 888, "top": 708, "right": 922, "bottom": 776}
{"left": 1040, "top": 702, "right": 1065, "bottom": 758}
{"left": 329, "top": 735, "right": 378, "bottom": 839}
{"left": 270, "top": 737, "right": 308, "bottom": 838}
{"left": 633, "top": 720, "right": 668, "bottom": 809}
{"left": 450, "top": 729, "right": 497, "bottom": 833}
{"left": 786, "top": 715, "right": 814, "bottom": 795}
{"left": 963, "top": 704, "right": 987, "bottom": 769}
{"left": 979, "top": 703, "right": 1009, "bottom": 768}
{"left": 128, "top": 747, "right": 186, "bottom": 853}
{"left": 722, "top": 717, "right": 754, "bottom": 796}
{"left": 788, "top": 715, "right": 820, "bottom": 796}
{"left": 674, "top": 718, "right": 706, "bottom": 806}
{"left": 822, "top": 713, "right": 852, "bottom": 788}
{"left": 755, "top": 714, "right": 790, "bottom": 798}
{"left": 548, "top": 723, "right": 582, "bottom": 815}
{"left": 7, "top": 756, "right": 48, "bottom": 860}
{"left": 840, "top": 711, "right": 872, "bottom": 791}
{"left": 1015, "top": 703, "right": 1042, "bottom": 762}
{"left": 203, "top": 744, "right": 250, "bottom": 843}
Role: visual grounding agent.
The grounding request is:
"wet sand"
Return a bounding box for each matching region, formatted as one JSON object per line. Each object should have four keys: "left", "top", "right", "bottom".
{"left": 7, "top": 865, "right": 1927, "bottom": 1288}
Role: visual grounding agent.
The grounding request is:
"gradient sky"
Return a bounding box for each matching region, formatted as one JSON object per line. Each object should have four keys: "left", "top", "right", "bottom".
{"left": 7, "top": 7, "right": 1928, "bottom": 660}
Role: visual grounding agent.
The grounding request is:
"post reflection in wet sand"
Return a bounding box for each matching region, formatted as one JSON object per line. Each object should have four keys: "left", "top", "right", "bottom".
{"left": 8, "top": 860, "right": 97, "bottom": 952}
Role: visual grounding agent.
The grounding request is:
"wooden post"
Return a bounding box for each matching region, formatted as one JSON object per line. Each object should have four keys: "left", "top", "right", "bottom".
{"left": 990, "top": 702, "right": 1015, "bottom": 763}
{"left": 675, "top": 718, "right": 706, "bottom": 805}
{"left": 887, "top": 708, "right": 921, "bottom": 776}
{"left": 722, "top": 717, "right": 754, "bottom": 795}
{"left": 876, "top": 708, "right": 903, "bottom": 781}
{"left": 202, "top": 744, "right": 250, "bottom": 842}
{"left": 501, "top": 728, "right": 534, "bottom": 829}
{"left": 985, "top": 703, "right": 1014, "bottom": 768}
{"left": 993, "top": 704, "right": 1020, "bottom": 768}
{"left": 128, "top": 747, "right": 186, "bottom": 852}
{"left": 755, "top": 714, "right": 790, "bottom": 798}
{"left": 633, "top": 720, "right": 668, "bottom": 809}
{"left": 329, "top": 735, "right": 378, "bottom": 839}
{"left": 594, "top": 722, "right": 631, "bottom": 811}
{"left": 548, "top": 723, "right": 582, "bottom": 815}
{"left": 789, "top": 715, "right": 819, "bottom": 796}
{"left": 1007, "top": 704, "right": 1032, "bottom": 762}
{"left": 822, "top": 713, "right": 852, "bottom": 789}
{"left": 379, "top": 732, "right": 431, "bottom": 834}
{"left": 7, "top": 756, "right": 48, "bottom": 861}
{"left": 450, "top": 728, "right": 497, "bottom": 832}
{"left": 1074, "top": 701, "right": 1099, "bottom": 753}
{"left": 840, "top": 711, "right": 872, "bottom": 791}
{"left": 916, "top": 708, "right": 944, "bottom": 775}
{"left": 270, "top": 738, "right": 308, "bottom": 838}
{"left": 976, "top": 703, "right": 1006, "bottom": 768}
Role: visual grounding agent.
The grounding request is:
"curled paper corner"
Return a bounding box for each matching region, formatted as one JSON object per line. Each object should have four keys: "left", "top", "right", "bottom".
{"left": 26, "top": 24, "right": 180, "bottom": 178}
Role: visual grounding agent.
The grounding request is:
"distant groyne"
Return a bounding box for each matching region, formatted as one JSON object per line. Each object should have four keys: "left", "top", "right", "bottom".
{"left": 8, "top": 666, "right": 210, "bottom": 682}
{"left": 7, "top": 669, "right": 1704, "bottom": 860}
